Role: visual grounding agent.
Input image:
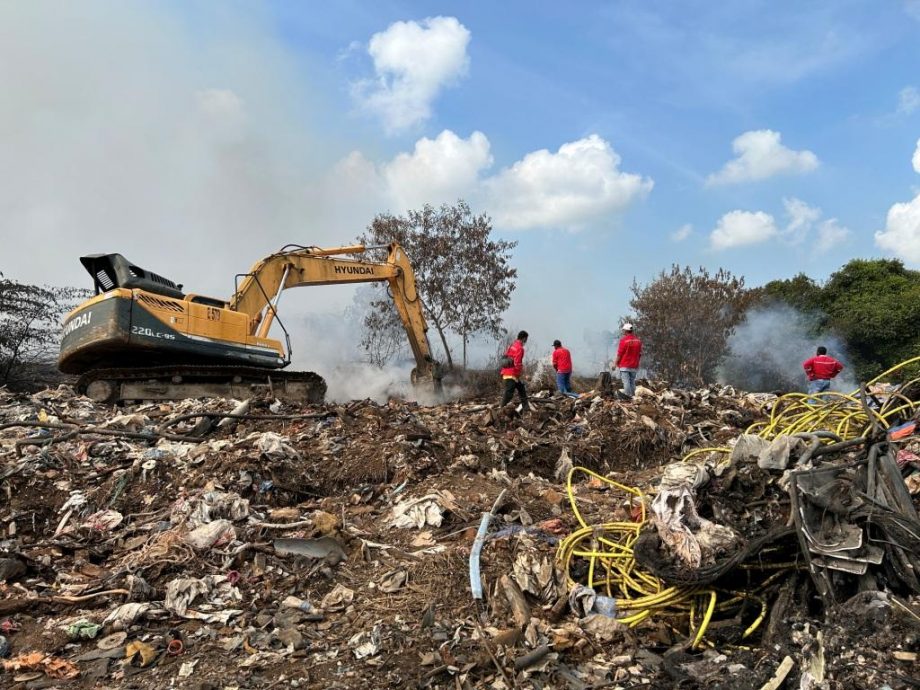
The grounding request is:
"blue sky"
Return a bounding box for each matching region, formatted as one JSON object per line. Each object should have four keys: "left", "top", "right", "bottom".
{"left": 2, "top": 1, "right": 919, "bottom": 372}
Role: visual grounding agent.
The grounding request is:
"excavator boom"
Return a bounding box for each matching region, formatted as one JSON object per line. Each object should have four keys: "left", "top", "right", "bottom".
{"left": 230, "top": 243, "right": 438, "bottom": 380}
{"left": 58, "top": 243, "right": 441, "bottom": 403}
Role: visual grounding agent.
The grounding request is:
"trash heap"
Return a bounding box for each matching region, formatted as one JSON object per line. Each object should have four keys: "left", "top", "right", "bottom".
{"left": 0, "top": 370, "right": 917, "bottom": 689}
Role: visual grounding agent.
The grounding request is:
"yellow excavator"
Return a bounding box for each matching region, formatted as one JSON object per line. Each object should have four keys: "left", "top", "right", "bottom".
{"left": 58, "top": 243, "right": 442, "bottom": 403}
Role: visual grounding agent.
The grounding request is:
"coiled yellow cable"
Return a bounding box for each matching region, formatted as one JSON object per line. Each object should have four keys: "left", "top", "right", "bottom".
{"left": 557, "top": 467, "right": 771, "bottom": 647}
{"left": 557, "top": 357, "right": 919, "bottom": 648}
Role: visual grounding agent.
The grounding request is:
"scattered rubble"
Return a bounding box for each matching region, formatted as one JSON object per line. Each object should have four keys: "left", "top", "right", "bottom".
{"left": 0, "top": 374, "right": 918, "bottom": 689}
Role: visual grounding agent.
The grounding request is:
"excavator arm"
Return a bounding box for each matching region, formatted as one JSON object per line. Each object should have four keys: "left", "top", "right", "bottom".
{"left": 230, "top": 243, "right": 441, "bottom": 383}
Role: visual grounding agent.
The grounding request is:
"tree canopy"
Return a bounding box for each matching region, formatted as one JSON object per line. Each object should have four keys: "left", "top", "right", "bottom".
{"left": 358, "top": 200, "right": 517, "bottom": 368}
{"left": 758, "top": 273, "right": 824, "bottom": 313}
{"left": 760, "top": 259, "right": 920, "bottom": 380}
{"left": 628, "top": 265, "right": 756, "bottom": 385}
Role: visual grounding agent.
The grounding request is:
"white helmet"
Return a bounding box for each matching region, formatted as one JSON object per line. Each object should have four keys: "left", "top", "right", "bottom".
{"left": 622, "top": 323, "right": 634, "bottom": 331}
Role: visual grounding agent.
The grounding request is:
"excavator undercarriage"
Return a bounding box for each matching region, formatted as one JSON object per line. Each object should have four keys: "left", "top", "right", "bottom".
{"left": 76, "top": 366, "right": 326, "bottom": 404}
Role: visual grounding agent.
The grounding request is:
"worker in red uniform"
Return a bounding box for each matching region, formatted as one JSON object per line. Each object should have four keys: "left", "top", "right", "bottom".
{"left": 802, "top": 346, "right": 844, "bottom": 401}
{"left": 552, "top": 340, "right": 579, "bottom": 399}
{"left": 614, "top": 323, "right": 642, "bottom": 398}
{"left": 500, "top": 330, "right": 530, "bottom": 411}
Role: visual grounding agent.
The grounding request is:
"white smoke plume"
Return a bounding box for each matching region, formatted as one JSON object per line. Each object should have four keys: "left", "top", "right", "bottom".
{"left": 284, "top": 308, "right": 462, "bottom": 404}
{"left": 582, "top": 329, "right": 616, "bottom": 373}
{"left": 0, "top": 3, "right": 371, "bottom": 294}
{"left": 719, "top": 303, "right": 857, "bottom": 393}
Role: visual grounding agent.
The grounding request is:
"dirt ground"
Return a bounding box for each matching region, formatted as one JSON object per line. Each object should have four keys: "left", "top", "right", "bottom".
{"left": 0, "top": 382, "right": 918, "bottom": 689}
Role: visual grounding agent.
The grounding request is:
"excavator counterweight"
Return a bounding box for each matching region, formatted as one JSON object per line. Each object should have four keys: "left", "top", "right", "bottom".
{"left": 59, "top": 244, "right": 441, "bottom": 403}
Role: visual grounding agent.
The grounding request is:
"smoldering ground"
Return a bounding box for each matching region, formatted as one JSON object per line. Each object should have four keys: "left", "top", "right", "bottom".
{"left": 719, "top": 303, "right": 857, "bottom": 393}
{"left": 286, "top": 308, "right": 465, "bottom": 404}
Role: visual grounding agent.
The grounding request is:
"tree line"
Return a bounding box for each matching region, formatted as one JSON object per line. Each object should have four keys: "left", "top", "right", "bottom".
{"left": 626, "top": 259, "right": 920, "bottom": 389}
{"left": 355, "top": 201, "right": 919, "bottom": 391}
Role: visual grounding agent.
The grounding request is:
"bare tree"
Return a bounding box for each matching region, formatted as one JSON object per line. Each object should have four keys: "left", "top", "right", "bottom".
{"left": 359, "top": 200, "right": 517, "bottom": 369}
{"left": 0, "top": 275, "right": 89, "bottom": 387}
{"left": 628, "top": 265, "right": 755, "bottom": 385}
{"left": 345, "top": 285, "right": 407, "bottom": 367}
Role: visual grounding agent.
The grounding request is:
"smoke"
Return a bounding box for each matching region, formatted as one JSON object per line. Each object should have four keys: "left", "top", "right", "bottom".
{"left": 323, "top": 362, "right": 464, "bottom": 406}
{"left": 582, "top": 329, "right": 616, "bottom": 373}
{"left": 283, "top": 307, "right": 462, "bottom": 404}
{"left": 0, "top": 3, "right": 370, "bottom": 294}
{"left": 719, "top": 303, "right": 857, "bottom": 393}
{"left": 323, "top": 360, "right": 415, "bottom": 403}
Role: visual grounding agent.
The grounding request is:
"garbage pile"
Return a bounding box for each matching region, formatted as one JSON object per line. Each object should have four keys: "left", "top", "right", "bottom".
{"left": 0, "top": 371, "right": 917, "bottom": 689}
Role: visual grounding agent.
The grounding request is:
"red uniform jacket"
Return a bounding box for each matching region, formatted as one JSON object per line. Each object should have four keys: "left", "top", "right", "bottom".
{"left": 501, "top": 340, "right": 525, "bottom": 379}
{"left": 803, "top": 354, "right": 843, "bottom": 381}
{"left": 552, "top": 347, "right": 573, "bottom": 374}
{"left": 616, "top": 334, "right": 642, "bottom": 369}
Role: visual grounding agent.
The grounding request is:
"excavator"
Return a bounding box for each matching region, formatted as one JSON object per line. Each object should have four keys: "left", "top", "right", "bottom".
{"left": 58, "top": 243, "right": 442, "bottom": 403}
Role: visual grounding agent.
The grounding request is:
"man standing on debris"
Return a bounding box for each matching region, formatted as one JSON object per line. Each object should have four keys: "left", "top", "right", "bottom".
{"left": 500, "top": 330, "right": 531, "bottom": 411}
{"left": 614, "top": 323, "right": 642, "bottom": 398}
{"left": 803, "top": 346, "right": 844, "bottom": 398}
{"left": 552, "top": 340, "right": 579, "bottom": 399}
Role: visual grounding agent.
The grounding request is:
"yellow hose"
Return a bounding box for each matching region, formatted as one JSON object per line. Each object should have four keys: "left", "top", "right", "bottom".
{"left": 556, "top": 357, "right": 919, "bottom": 647}
{"left": 558, "top": 467, "right": 747, "bottom": 642}
{"left": 691, "top": 591, "right": 717, "bottom": 648}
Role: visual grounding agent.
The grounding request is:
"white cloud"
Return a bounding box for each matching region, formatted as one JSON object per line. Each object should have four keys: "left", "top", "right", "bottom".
{"left": 706, "top": 129, "right": 819, "bottom": 186}
{"left": 485, "top": 135, "right": 653, "bottom": 229}
{"left": 353, "top": 16, "right": 470, "bottom": 133}
{"left": 816, "top": 219, "right": 851, "bottom": 252}
{"left": 710, "top": 210, "right": 778, "bottom": 249}
{"left": 383, "top": 130, "right": 492, "bottom": 210}
{"left": 330, "top": 132, "right": 652, "bottom": 230}
{"left": 783, "top": 197, "right": 822, "bottom": 242}
{"left": 913, "top": 138, "right": 920, "bottom": 174}
{"left": 671, "top": 224, "right": 693, "bottom": 242}
{"left": 781, "top": 198, "right": 850, "bottom": 250}
{"left": 711, "top": 198, "right": 849, "bottom": 252}
{"left": 898, "top": 86, "right": 920, "bottom": 115}
{"left": 329, "top": 130, "right": 492, "bottom": 212}
{"left": 875, "top": 192, "right": 920, "bottom": 265}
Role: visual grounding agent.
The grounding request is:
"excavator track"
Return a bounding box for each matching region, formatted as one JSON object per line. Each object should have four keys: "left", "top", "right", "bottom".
{"left": 76, "top": 365, "right": 327, "bottom": 404}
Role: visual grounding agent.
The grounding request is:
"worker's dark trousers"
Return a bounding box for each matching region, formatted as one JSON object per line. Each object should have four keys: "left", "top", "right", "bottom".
{"left": 501, "top": 378, "right": 530, "bottom": 411}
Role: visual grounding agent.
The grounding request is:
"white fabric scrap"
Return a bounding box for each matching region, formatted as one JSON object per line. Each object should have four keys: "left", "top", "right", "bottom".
{"left": 650, "top": 463, "right": 739, "bottom": 568}
{"left": 388, "top": 491, "right": 456, "bottom": 529}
